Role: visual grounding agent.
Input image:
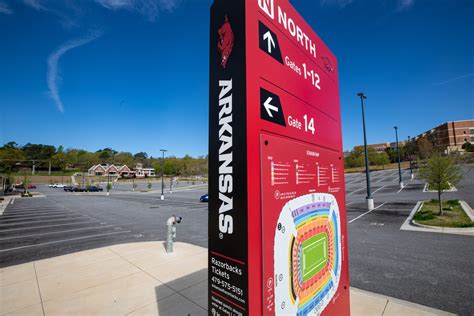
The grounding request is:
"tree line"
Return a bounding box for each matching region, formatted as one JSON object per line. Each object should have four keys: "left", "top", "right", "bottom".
{"left": 344, "top": 138, "right": 460, "bottom": 169}
{"left": 0, "top": 142, "right": 208, "bottom": 177}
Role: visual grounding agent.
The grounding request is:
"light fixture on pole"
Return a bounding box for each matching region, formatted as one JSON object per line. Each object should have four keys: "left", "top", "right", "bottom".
{"left": 357, "top": 92, "right": 374, "bottom": 211}
{"left": 160, "top": 149, "right": 167, "bottom": 200}
{"left": 394, "top": 126, "right": 403, "bottom": 189}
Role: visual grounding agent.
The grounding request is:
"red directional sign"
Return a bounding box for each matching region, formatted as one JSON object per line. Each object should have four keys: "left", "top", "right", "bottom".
{"left": 209, "top": 1, "right": 350, "bottom": 315}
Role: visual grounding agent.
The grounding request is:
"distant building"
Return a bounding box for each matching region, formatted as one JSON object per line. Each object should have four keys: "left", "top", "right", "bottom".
{"left": 134, "top": 163, "right": 156, "bottom": 178}
{"left": 353, "top": 142, "right": 391, "bottom": 153}
{"left": 88, "top": 163, "right": 155, "bottom": 178}
{"left": 414, "top": 120, "right": 474, "bottom": 153}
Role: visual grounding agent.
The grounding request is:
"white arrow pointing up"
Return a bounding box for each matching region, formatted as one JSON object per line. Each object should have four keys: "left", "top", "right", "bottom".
{"left": 263, "top": 31, "right": 275, "bottom": 53}
{"left": 263, "top": 97, "right": 278, "bottom": 118}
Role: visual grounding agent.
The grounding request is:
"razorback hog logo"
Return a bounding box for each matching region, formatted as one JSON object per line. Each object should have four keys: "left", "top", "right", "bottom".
{"left": 217, "top": 15, "right": 234, "bottom": 69}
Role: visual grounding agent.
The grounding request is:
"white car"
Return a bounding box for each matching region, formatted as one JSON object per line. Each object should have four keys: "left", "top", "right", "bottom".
{"left": 49, "top": 183, "right": 66, "bottom": 188}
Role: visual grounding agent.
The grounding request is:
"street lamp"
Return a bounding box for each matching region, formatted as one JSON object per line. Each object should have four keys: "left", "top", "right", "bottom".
{"left": 408, "top": 136, "right": 414, "bottom": 180}
{"left": 160, "top": 149, "right": 167, "bottom": 200}
{"left": 394, "top": 126, "right": 403, "bottom": 189}
{"left": 357, "top": 92, "right": 374, "bottom": 211}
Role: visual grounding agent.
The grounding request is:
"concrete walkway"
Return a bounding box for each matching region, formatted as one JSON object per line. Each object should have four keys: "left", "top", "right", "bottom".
{"left": 0, "top": 242, "right": 453, "bottom": 316}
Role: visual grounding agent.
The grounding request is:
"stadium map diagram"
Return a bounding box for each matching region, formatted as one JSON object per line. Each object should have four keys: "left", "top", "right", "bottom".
{"left": 273, "top": 193, "right": 341, "bottom": 315}
{"left": 261, "top": 133, "right": 347, "bottom": 315}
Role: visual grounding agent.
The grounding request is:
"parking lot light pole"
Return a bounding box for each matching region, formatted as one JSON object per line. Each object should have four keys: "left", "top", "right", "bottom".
{"left": 408, "top": 136, "right": 414, "bottom": 180}
{"left": 394, "top": 126, "right": 403, "bottom": 189}
{"left": 160, "top": 149, "right": 167, "bottom": 200}
{"left": 357, "top": 92, "right": 374, "bottom": 211}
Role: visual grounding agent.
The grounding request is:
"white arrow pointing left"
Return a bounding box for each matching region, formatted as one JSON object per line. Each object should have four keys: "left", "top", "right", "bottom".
{"left": 263, "top": 31, "right": 275, "bottom": 53}
{"left": 263, "top": 97, "right": 278, "bottom": 118}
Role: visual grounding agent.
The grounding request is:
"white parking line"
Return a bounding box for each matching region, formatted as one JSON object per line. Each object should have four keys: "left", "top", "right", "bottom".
{"left": 0, "top": 220, "right": 101, "bottom": 232}
{"left": 0, "top": 216, "right": 89, "bottom": 227}
{"left": 0, "top": 230, "right": 131, "bottom": 252}
{"left": 0, "top": 211, "right": 74, "bottom": 218}
{"left": 0, "top": 225, "right": 114, "bottom": 241}
{"left": 372, "top": 185, "right": 387, "bottom": 194}
{"left": 10, "top": 198, "right": 15, "bottom": 205}
{"left": 347, "top": 187, "right": 366, "bottom": 196}
{"left": 348, "top": 202, "right": 387, "bottom": 224}
{"left": 0, "top": 213, "right": 78, "bottom": 222}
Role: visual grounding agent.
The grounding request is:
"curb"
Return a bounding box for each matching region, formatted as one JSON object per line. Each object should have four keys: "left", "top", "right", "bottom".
{"left": 400, "top": 200, "right": 474, "bottom": 236}
{"left": 422, "top": 182, "right": 457, "bottom": 193}
{"left": 460, "top": 200, "right": 474, "bottom": 221}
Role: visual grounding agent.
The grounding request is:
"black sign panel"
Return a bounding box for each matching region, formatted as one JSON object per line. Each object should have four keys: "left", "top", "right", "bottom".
{"left": 259, "top": 21, "right": 283, "bottom": 64}
{"left": 209, "top": 1, "right": 248, "bottom": 315}
{"left": 260, "top": 87, "right": 286, "bottom": 127}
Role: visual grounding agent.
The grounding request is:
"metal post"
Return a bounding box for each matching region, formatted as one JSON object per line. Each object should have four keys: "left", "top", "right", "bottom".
{"left": 357, "top": 92, "right": 374, "bottom": 211}
{"left": 394, "top": 126, "right": 403, "bottom": 188}
{"left": 32, "top": 160, "right": 35, "bottom": 176}
{"left": 160, "top": 149, "right": 167, "bottom": 200}
{"left": 48, "top": 160, "right": 52, "bottom": 176}
{"left": 61, "top": 159, "right": 64, "bottom": 184}
{"left": 408, "top": 136, "right": 414, "bottom": 180}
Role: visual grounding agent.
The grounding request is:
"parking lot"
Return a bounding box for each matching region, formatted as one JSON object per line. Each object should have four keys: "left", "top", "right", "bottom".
{"left": 1, "top": 166, "right": 473, "bottom": 314}
{"left": 0, "top": 183, "right": 208, "bottom": 268}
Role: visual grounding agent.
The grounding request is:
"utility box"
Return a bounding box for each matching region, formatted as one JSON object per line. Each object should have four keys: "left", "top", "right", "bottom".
{"left": 209, "top": 0, "right": 350, "bottom": 315}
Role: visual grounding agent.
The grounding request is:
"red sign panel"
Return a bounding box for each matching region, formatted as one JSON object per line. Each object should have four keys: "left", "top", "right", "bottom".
{"left": 209, "top": 1, "right": 350, "bottom": 315}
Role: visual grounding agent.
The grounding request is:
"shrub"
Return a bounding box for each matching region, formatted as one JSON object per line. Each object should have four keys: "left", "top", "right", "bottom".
{"left": 447, "top": 199, "right": 460, "bottom": 206}
{"left": 414, "top": 211, "right": 435, "bottom": 221}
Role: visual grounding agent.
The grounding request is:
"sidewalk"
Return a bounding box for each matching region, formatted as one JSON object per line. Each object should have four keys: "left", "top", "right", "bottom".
{"left": 0, "top": 242, "right": 453, "bottom": 316}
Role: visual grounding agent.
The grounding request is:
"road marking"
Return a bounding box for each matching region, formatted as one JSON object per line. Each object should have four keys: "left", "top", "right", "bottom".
{"left": 0, "top": 225, "right": 114, "bottom": 241}
{"left": 0, "top": 220, "right": 100, "bottom": 232}
{"left": 0, "top": 230, "right": 131, "bottom": 252}
{"left": 348, "top": 202, "right": 387, "bottom": 224}
{"left": 0, "top": 213, "right": 79, "bottom": 222}
{"left": 10, "top": 198, "right": 15, "bottom": 205}
{"left": 0, "top": 216, "right": 86, "bottom": 227}
{"left": 0, "top": 211, "right": 74, "bottom": 218}
{"left": 397, "top": 183, "right": 409, "bottom": 194}
{"left": 372, "top": 185, "right": 387, "bottom": 194}
{"left": 347, "top": 187, "right": 366, "bottom": 196}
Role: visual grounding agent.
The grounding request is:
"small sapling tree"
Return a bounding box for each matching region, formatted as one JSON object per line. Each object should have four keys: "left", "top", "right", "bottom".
{"left": 419, "top": 155, "right": 462, "bottom": 215}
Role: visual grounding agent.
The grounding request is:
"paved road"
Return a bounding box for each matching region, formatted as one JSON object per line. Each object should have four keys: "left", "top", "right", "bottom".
{"left": 1, "top": 166, "right": 473, "bottom": 314}
{"left": 0, "top": 185, "right": 208, "bottom": 268}
{"left": 344, "top": 165, "right": 474, "bottom": 315}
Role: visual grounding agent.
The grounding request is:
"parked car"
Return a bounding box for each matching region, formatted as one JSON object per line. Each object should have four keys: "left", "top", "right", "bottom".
{"left": 63, "top": 186, "right": 74, "bottom": 192}
{"left": 72, "top": 187, "right": 87, "bottom": 192}
{"left": 87, "top": 186, "right": 103, "bottom": 192}
{"left": 200, "top": 194, "right": 209, "bottom": 202}
{"left": 49, "top": 183, "right": 66, "bottom": 188}
{"left": 15, "top": 184, "right": 36, "bottom": 190}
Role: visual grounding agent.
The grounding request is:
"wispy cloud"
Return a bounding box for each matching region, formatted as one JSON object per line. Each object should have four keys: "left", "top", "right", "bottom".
{"left": 396, "top": 0, "right": 414, "bottom": 12}
{"left": 47, "top": 32, "right": 102, "bottom": 113}
{"left": 320, "top": 0, "right": 354, "bottom": 9}
{"left": 22, "top": 0, "right": 82, "bottom": 28}
{"left": 0, "top": 1, "right": 12, "bottom": 14}
{"left": 95, "top": 0, "right": 181, "bottom": 21}
{"left": 23, "top": 0, "right": 45, "bottom": 10}
{"left": 433, "top": 73, "right": 474, "bottom": 86}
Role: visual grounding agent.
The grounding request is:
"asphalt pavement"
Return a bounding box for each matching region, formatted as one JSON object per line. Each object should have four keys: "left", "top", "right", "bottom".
{"left": 1, "top": 166, "right": 473, "bottom": 314}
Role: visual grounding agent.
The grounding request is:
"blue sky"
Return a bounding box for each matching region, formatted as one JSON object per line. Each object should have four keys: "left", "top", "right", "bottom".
{"left": 0, "top": 0, "right": 473, "bottom": 157}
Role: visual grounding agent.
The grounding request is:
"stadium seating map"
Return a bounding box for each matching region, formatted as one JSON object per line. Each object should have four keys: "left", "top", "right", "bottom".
{"left": 261, "top": 133, "right": 348, "bottom": 315}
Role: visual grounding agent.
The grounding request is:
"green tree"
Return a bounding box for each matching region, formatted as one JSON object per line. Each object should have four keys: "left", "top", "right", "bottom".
{"left": 417, "top": 138, "right": 434, "bottom": 160}
{"left": 419, "top": 155, "right": 462, "bottom": 215}
{"left": 462, "top": 142, "right": 474, "bottom": 152}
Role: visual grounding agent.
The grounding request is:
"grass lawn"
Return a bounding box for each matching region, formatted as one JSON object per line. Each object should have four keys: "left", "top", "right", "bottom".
{"left": 414, "top": 200, "right": 474, "bottom": 228}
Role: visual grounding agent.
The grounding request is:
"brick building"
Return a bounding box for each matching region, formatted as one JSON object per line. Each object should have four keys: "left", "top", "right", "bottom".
{"left": 414, "top": 119, "right": 474, "bottom": 153}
